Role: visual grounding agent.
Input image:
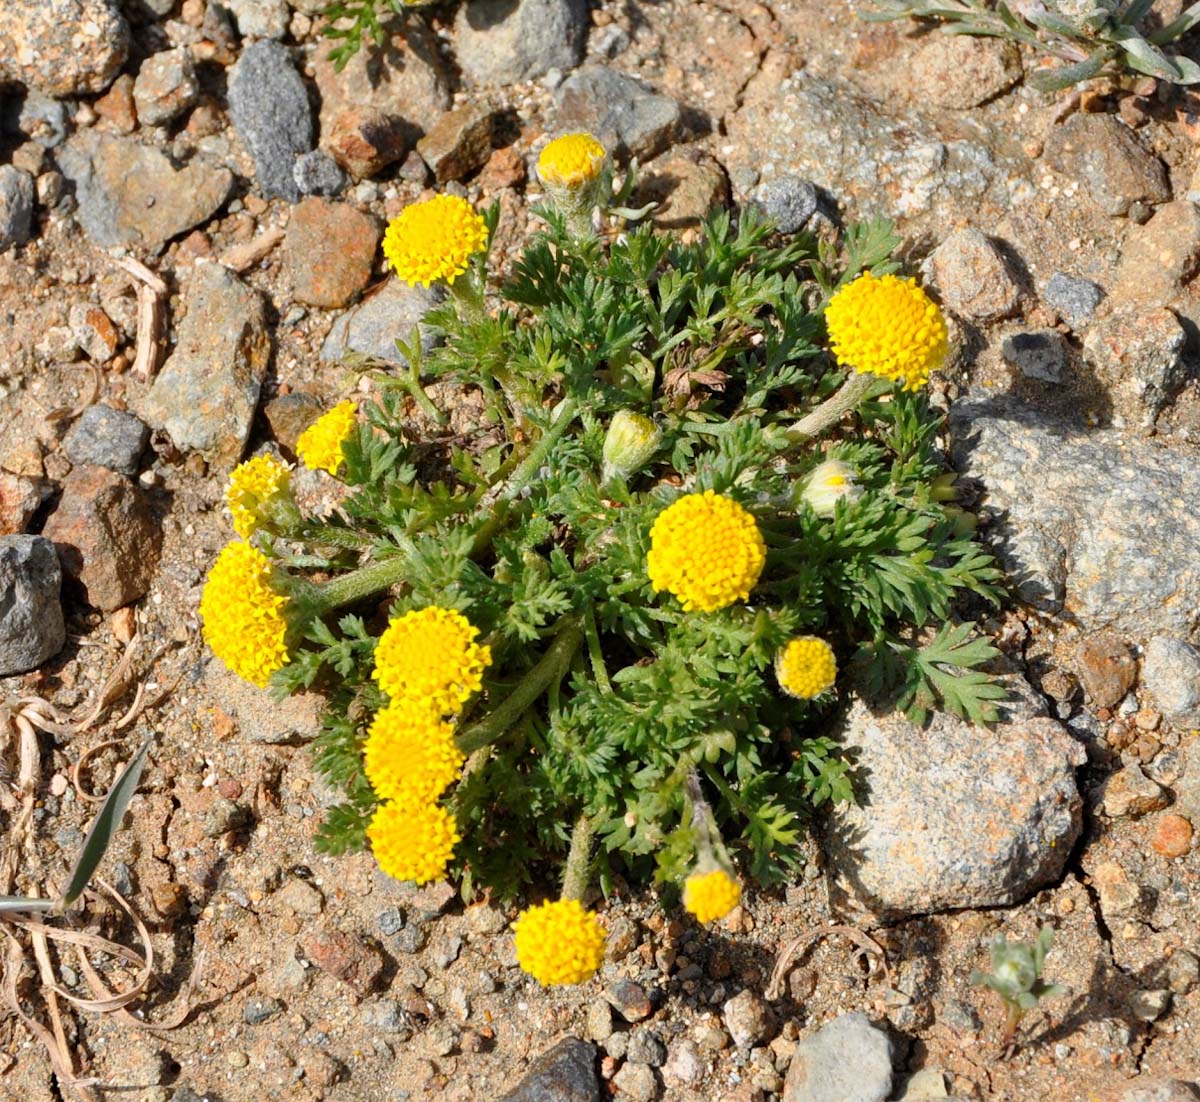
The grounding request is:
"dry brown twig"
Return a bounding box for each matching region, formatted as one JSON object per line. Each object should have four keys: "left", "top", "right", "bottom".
{"left": 766, "top": 922, "right": 891, "bottom": 1001}
{"left": 116, "top": 256, "right": 168, "bottom": 382}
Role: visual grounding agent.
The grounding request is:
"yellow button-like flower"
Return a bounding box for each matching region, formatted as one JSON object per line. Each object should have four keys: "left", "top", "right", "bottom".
{"left": 647, "top": 491, "right": 767, "bottom": 613}
{"left": 801, "top": 458, "right": 863, "bottom": 518}
{"left": 824, "top": 271, "right": 948, "bottom": 391}
{"left": 225, "top": 453, "right": 291, "bottom": 538}
{"left": 514, "top": 899, "right": 606, "bottom": 986}
{"left": 683, "top": 868, "right": 742, "bottom": 924}
{"left": 775, "top": 636, "right": 838, "bottom": 700}
{"left": 296, "top": 399, "right": 357, "bottom": 476}
{"left": 364, "top": 699, "right": 464, "bottom": 805}
{"left": 382, "top": 195, "right": 489, "bottom": 288}
{"left": 368, "top": 801, "right": 460, "bottom": 885}
{"left": 537, "top": 132, "right": 608, "bottom": 190}
{"left": 372, "top": 606, "right": 492, "bottom": 715}
{"left": 200, "top": 541, "right": 290, "bottom": 688}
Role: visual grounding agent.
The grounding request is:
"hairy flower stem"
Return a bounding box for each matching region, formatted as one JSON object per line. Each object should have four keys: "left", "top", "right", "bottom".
{"left": 561, "top": 814, "right": 595, "bottom": 902}
{"left": 398, "top": 362, "right": 447, "bottom": 427}
{"left": 496, "top": 397, "right": 581, "bottom": 504}
{"left": 782, "top": 371, "right": 876, "bottom": 443}
{"left": 449, "top": 271, "right": 487, "bottom": 325}
{"left": 455, "top": 616, "right": 584, "bottom": 754}
{"left": 301, "top": 554, "right": 413, "bottom": 612}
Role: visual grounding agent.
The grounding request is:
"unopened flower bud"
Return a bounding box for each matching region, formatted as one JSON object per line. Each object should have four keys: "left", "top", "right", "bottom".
{"left": 602, "top": 410, "right": 662, "bottom": 483}
{"left": 800, "top": 459, "right": 862, "bottom": 517}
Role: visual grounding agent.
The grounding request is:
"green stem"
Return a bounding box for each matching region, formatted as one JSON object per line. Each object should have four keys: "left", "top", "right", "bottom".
{"left": 449, "top": 271, "right": 487, "bottom": 325}
{"left": 583, "top": 605, "right": 611, "bottom": 694}
{"left": 782, "top": 371, "right": 876, "bottom": 443}
{"left": 496, "top": 398, "right": 581, "bottom": 504}
{"left": 561, "top": 814, "right": 595, "bottom": 902}
{"left": 400, "top": 363, "right": 447, "bottom": 427}
{"left": 305, "top": 553, "right": 412, "bottom": 612}
{"left": 455, "top": 616, "right": 584, "bottom": 753}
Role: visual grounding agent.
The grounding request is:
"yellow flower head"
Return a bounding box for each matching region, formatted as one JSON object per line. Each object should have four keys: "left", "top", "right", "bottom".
{"left": 368, "top": 801, "right": 460, "bottom": 885}
{"left": 683, "top": 868, "right": 742, "bottom": 924}
{"left": 775, "top": 636, "right": 838, "bottom": 700}
{"left": 537, "top": 132, "right": 608, "bottom": 189}
{"left": 824, "top": 271, "right": 948, "bottom": 391}
{"left": 801, "top": 458, "right": 863, "bottom": 518}
{"left": 382, "top": 195, "right": 489, "bottom": 288}
{"left": 296, "top": 400, "right": 357, "bottom": 475}
{"left": 647, "top": 491, "right": 766, "bottom": 613}
{"left": 200, "top": 542, "right": 290, "bottom": 688}
{"left": 364, "top": 699, "right": 464, "bottom": 805}
{"left": 225, "top": 453, "right": 291, "bottom": 539}
{"left": 514, "top": 899, "right": 606, "bottom": 986}
{"left": 372, "top": 606, "right": 492, "bottom": 714}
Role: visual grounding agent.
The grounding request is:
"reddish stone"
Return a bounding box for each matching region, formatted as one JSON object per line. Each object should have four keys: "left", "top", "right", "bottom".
{"left": 301, "top": 928, "right": 385, "bottom": 998}
{"left": 283, "top": 198, "right": 380, "bottom": 309}
{"left": 0, "top": 472, "right": 43, "bottom": 535}
{"left": 478, "top": 145, "right": 527, "bottom": 192}
{"left": 42, "top": 465, "right": 161, "bottom": 611}
{"left": 1151, "top": 814, "right": 1194, "bottom": 859}
{"left": 94, "top": 74, "right": 138, "bottom": 133}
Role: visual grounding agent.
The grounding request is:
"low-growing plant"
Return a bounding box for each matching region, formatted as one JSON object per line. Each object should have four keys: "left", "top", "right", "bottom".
{"left": 866, "top": 0, "right": 1200, "bottom": 90}
{"left": 202, "top": 133, "right": 1005, "bottom": 984}
{"left": 320, "top": 0, "right": 437, "bottom": 70}
{"left": 971, "top": 924, "right": 1067, "bottom": 1047}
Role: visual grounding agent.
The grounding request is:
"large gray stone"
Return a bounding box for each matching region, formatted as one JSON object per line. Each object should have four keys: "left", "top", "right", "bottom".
{"left": 58, "top": 132, "right": 234, "bottom": 251}
{"left": 0, "top": 536, "right": 65, "bottom": 676}
{"left": 0, "top": 0, "right": 129, "bottom": 97}
{"left": 555, "top": 66, "right": 681, "bottom": 163}
{"left": 141, "top": 265, "right": 270, "bottom": 471}
{"left": 950, "top": 394, "right": 1200, "bottom": 635}
{"left": 0, "top": 166, "right": 35, "bottom": 252}
{"left": 825, "top": 683, "right": 1084, "bottom": 918}
{"left": 320, "top": 278, "right": 442, "bottom": 367}
{"left": 1141, "top": 637, "right": 1200, "bottom": 729}
{"left": 499, "top": 1037, "right": 599, "bottom": 1102}
{"left": 61, "top": 405, "right": 149, "bottom": 477}
{"left": 228, "top": 40, "right": 313, "bottom": 202}
{"left": 456, "top": 0, "right": 588, "bottom": 86}
{"left": 784, "top": 1012, "right": 893, "bottom": 1102}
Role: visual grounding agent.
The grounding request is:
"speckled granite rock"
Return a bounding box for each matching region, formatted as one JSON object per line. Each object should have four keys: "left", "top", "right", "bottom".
{"left": 0, "top": 535, "right": 65, "bottom": 675}
{"left": 555, "top": 66, "right": 681, "bottom": 163}
{"left": 0, "top": 0, "right": 129, "bottom": 97}
{"left": 950, "top": 394, "right": 1200, "bottom": 635}
{"left": 784, "top": 1013, "right": 893, "bottom": 1102}
{"left": 825, "top": 680, "right": 1084, "bottom": 918}
{"left": 141, "top": 265, "right": 270, "bottom": 471}
{"left": 320, "top": 278, "right": 442, "bottom": 367}
{"left": 456, "top": 0, "right": 589, "bottom": 86}
{"left": 498, "top": 1037, "right": 599, "bottom": 1102}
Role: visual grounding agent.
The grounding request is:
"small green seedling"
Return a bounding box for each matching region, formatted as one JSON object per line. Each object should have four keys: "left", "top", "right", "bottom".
{"left": 971, "top": 924, "right": 1067, "bottom": 1048}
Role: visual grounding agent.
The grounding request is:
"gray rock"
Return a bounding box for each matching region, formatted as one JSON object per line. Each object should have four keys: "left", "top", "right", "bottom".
{"left": 825, "top": 685, "right": 1084, "bottom": 918}
{"left": 220, "top": 0, "right": 290, "bottom": 38}
{"left": 141, "top": 264, "right": 270, "bottom": 470}
{"left": 585, "top": 1000, "right": 613, "bottom": 1043}
{"left": 133, "top": 48, "right": 200, "bottom": 127}
{"left": 726, "top": 68, "right": 1007, "bottom": 223}
{"left": 924, "top": 228, "right": 1021, "bottom": 322}
{"left": 456, "top": 0, "right": 588, "bottom": 86}
{"left": 1044, "top": 114, "right": 1170, "bottom": 218}
{"left": 58, "top": 131, "right": 234, "bottom": 251}
{"left": 203, "top": 797, "right": 251, "bottom": 838}
{"left": 0, "top": 166, "right": 35, "bottom": 252}
{"left": 662, "top": 1038, "right": 704, "bottom": 1086}
{"left": 0, "top": 536, "right": 65, "bottom": 676}
{"left": 627, "top": 1028, "right": 667, "bottom": 1068}
{"left": 1142, "top": 637, "right": 1200, "bottom": 728}
{"left": 1083, "top": 304, "right": 1191, "bottom": 424}
{"left": 360, "top": 998, "right": 409, "bottom": 1034}
{"left": 1044, "top": 271, "right": 1105, "bottom": 329}
{"left": 293, "top": 150, "right": 346, "bottom": 197}
{"left": 784, "top": 1012, "right": 893, "bottom": 1102}
{"left": 611, "top": 1062, "right": 658, "bottom": 1102}
{"left": 555, "top": 66, "right": 682, "bottom": 162}
{"left": 320, "top": 278, "right": 443, "bottom": 367}
{"left": 1102, "top": 1080, "right": 1200, "bottom": 1102}
{"left": 377, "top": 907, "right": 405, "bottom": 935}
{"left": 228, "top": 40, "right": 313, "bottom": 202}
{"left": 0, "top": 0, "right": 130, "bottom": 97}
{"left": 723, "top": 990, "right": 775, "bottom": 1049}
{"left": 204, "top": 657, "right": 322, "bottom": 744}
{"left": 11, "top": 91, "right": 70, "bottom": 148}
{"left": 243, "top": 996, "right": 282, "bottom": 1025}
{"left": 1001, "top": 329, "right": 1067, "bottom": 383}
{"left": 61, "top": 405, "right": 149, "bottom": 477}
{"left": 499, "top": 1037, "right": 599, "bottom": 1102}
{"left": 950, "top": 394, "right": 1200, "bottom": 635}
{"left": 1167, "top": 949, "right": 1200, "bottom": 995}
{"left": 750, "top": 176, "right": 818, "bottom": 234}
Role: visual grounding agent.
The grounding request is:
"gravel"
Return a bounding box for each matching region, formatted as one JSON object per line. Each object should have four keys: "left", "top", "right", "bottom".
{"left": 61, "top": 404, "right": 149, "bottom": 477}
{"left": 228, "top": 39, "right": 314, "bottom": 202}
{"left": 1043, "top": 271, "right": 1105, "bottom": 329}
{"left": 293, "top": 149, "right": 347, "bottom": 197}
{"left": 0, "top": 535, "right": 66, "bottom": 676}
{"left": 749, "top": 176, "right": 818, "bottom": 233}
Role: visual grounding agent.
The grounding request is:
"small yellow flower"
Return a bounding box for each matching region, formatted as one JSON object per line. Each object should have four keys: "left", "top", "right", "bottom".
{"left": 296, "top": 400, "right": 357, "bottom": 475}
{"left": 372, "top": 606, "right": 492, "bottom": 715}
{"left": 382, "top": 195, "right": 489, "bottom": 288}
{"left": 537, "top": 132, "right": 608, "bottom": 190}
{"left": 801, "top": 458, "right": 863, "bottom": 518}
{"left": 824, "top": 271, "right": 948, "bottom": 391}
{"left": 364, "top": 699, "right": 464, "bottom": 805}
{"left": 514, "top": 899, "right": 606, "bottom": 986}
{"left": 200, "top": 542, "right": 290, "bottom": 688}
{"left": 368, "top": 801, "right": 460, "bottom": 885}
{"left": 225, "top": 453, "right": 291, "bottom": 538}
{"left": 775, "top": 636, "right": 838, "bottom": 700}
{"left": 683, "top": 868, "right": 742, "bottom": 924}
{"left": 647, "top": 491, "right": 766, "bottom": 613}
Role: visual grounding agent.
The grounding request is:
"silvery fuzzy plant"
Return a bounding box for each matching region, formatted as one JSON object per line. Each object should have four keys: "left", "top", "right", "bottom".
{"left": 971, "top": 925, "right": 1068, "bottom": 1048}
{"left": 865, "top": 0, "right": 1200, "bottom": 89}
